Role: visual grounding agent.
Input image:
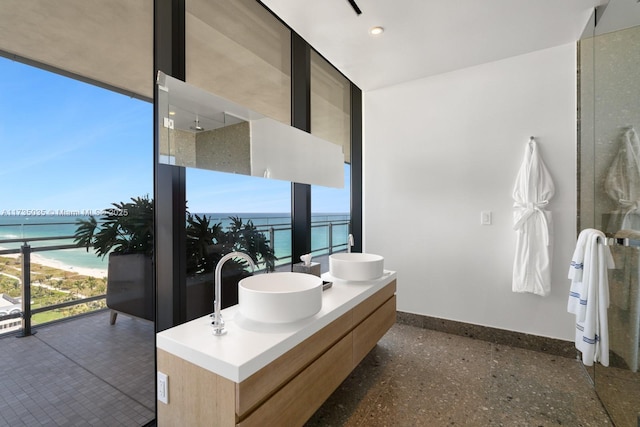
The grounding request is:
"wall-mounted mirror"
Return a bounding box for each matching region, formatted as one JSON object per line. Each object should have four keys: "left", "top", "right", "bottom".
{"left": 156, "top": 71, "right": 344, "bottom": 188}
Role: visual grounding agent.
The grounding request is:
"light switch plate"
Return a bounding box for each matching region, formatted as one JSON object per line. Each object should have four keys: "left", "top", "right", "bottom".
{"left": 480, "top": 211, "right": 492, "bottom": 225}
{"left": 157, "top": 371, "right": 169, "bottom": 404}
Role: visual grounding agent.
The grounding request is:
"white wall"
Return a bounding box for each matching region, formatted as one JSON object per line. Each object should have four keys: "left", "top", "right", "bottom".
{"left": 364, "top": 43, "right": 578, "bottom": 341}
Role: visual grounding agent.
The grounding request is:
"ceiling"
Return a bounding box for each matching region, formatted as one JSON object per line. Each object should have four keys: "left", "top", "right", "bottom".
{"left": 261, "top": 0, "right": 607, "bottom": 91}
{"left": 595, "top": 0, "right": 640, "bottom": 35}
{"left": 2, "top": 0, "right": 635, "bottom": 99}
{"left": 0, "top": 0, "right": 153, "bottom": 99}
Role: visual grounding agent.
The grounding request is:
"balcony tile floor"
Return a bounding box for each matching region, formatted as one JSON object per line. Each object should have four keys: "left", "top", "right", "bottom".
{"left": 0, "top": 311, "right": 154, "bottom": 427}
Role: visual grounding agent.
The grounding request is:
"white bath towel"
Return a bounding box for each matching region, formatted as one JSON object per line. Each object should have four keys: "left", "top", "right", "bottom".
{"left": 568, "top": 229, "right": 614, "bottom": 366}
{"left": 567, "top": 228, "right": 593, "bottom": 315}
{"left": 512, "top": 139, "right": 555, "bottom": 296}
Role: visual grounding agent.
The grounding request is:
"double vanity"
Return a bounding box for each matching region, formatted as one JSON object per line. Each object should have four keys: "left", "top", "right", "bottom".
{"left": 156, "top": 253, "right": 395, "bottom": 426}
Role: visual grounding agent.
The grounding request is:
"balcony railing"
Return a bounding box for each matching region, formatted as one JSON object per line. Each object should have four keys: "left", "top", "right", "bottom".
{"left": 0, "top": 232, "right": 108, "bottom": 337}
{"left": 0, "top": 215, "right": 350, "bottom": 337}
{"left": 260, "top": 218, "right": 351, "bottom": 266}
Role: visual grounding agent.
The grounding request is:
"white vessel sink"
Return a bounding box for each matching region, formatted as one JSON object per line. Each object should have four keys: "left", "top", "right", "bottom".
{"left": 238, "top": 272, "right": 323, "bottom": 324}
{"left": 329, "top": 253, "right": 385, "bottom": 281}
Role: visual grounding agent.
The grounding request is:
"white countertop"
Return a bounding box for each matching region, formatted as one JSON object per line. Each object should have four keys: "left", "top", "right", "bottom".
{"left": 156, "top": 271, "right": 397, "bottom": 383}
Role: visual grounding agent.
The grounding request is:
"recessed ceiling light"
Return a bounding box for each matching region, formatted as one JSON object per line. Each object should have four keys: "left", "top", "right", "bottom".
{"left": 369, "top": 26, "right": 384, "bottom": 36}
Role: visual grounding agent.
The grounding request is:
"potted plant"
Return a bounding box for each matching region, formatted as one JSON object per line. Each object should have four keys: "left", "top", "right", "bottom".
{"left": 74, "top": 196, "right": 154, "bottom": 324}
{"left": 75, "top": 195, "right": 277, "bottom": 322}
{"left": 184, "top": 213, "right": 276, "bottom": 318}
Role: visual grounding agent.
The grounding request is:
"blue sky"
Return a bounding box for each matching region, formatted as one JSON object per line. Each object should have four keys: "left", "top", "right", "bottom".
{"left": 0, "top": 57, "right": 349, "bottom": 215}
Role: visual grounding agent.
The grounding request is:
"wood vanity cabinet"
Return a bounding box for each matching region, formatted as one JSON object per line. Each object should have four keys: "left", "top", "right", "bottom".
{"left": 157, "top": 279, "right": 396, "bottom": 426}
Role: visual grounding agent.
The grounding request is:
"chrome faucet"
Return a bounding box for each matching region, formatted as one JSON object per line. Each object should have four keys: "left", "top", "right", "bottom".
{"left": 347, "top": 234, "right": 354, "bottom": 253}
{"left": 212, "top": 251, "right": 256, "bottom": 336}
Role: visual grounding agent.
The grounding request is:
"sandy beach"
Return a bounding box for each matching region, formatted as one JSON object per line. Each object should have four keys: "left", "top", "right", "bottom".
{"left": 31, "top": 253, "right": 108, "bottom": 278}
{"left": 0, "top": 246, "right": 107, "bottom": 279}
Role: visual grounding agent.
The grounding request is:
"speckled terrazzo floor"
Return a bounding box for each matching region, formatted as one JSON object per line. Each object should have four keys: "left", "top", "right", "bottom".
{"left": 306, "top": 323, "right": 612, "bottom": 427}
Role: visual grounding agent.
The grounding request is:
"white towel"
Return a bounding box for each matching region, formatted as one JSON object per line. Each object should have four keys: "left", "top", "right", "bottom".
{"left": 567, "top": 228, "right": 592, "bottom": 315}
{"left": 568, "top": 229, "right": 614, "bottom": 366}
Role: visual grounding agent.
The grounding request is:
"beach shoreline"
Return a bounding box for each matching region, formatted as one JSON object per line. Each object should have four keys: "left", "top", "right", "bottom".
{"left": 32, "top": 253, "right": 108, "bottom": 278}
{"left": 0, "top": 246, "right": 107, "bottom": 279}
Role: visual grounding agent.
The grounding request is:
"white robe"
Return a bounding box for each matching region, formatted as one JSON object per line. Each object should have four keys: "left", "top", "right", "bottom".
{"left": 512, "top": 139, "right": 555, "bottom": 296}
{"left": 604, "top": 127, "right": 640, "bottom": 232}
{"left": 567, "top": 229, "right": 614, "bottom": 366}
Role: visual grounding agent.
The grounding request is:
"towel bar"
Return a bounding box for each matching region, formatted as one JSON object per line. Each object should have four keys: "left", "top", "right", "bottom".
{"left": 597, "top": 236, "right": 638, "bottom": 247}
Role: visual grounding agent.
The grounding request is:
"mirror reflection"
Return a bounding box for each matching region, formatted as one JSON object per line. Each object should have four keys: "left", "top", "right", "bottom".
{"left": 157, "top": 71, "right": 344, "bottom": 188}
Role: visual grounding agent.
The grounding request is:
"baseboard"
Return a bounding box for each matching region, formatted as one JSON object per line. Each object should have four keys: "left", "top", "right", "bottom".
{"left": 396, "top": 311, "right": 577, "bottom": 359}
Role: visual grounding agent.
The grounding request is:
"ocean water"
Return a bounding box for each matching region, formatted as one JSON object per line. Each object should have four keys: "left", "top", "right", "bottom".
{"left": 0, "top": 213, "right": 350, "bottom": 270}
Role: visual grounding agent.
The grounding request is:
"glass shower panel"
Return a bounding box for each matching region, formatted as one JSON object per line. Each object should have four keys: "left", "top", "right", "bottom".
{"left": 608, "top": 243, "right": 640, "bottom": 372}
{"left": 590, "top": 26, "right": 640, "bottom": 237}
{"left": 597, "top": 242, "right": 640, "bottom": 427}
{"left": 579, "top": 5, "right": 640, "bottom": 425}
{"left": 578, "top": 13, "right": 596, "bottom": 235}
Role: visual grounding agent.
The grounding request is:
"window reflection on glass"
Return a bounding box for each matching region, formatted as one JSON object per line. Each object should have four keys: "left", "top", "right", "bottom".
{"left": 186, "top": 0, "right": 291, "bottom": 124}
{"left": 185, "top": 168, "right": 291, "bottom": 319}
{"left": 310, "top": 49, "right": 351, "bottom": 162}
{"left": 310, "top": 50, "right": 352, "bottom": 272}
{"left": 311, "top": 166, "right": 351, "bottom": 274}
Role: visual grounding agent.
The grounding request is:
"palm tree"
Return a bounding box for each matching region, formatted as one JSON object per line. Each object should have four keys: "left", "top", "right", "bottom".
{"left": 72, "top": 280, "right": 84, "bottom": 298}
{"left": 86, "top": 277, "right": 97, "bottom": 294}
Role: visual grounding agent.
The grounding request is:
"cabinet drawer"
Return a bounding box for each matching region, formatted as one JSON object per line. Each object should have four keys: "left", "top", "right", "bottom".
{"left": 238, "top": 333, "right": 353, "bottom": 427}
{"left": 353, "top": 295, "right": 396, "bottom": 367}
{"left": 353, "top": 280, "right": 396, "bottom": 326}
{"left": 236, "top": 310, "right": 352, "bottom": 418}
